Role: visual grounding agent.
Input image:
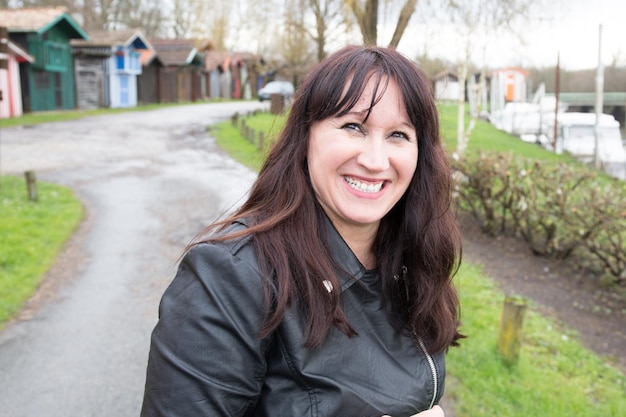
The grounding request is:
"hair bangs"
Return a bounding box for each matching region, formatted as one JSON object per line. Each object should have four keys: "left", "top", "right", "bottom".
{"left": 306, "top": 51, "right": 390, "bottom": 123}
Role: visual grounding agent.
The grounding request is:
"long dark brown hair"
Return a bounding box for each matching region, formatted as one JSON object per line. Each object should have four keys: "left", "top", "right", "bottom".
{"left": 198, "top": 45, "right": 463, "bottom": 352}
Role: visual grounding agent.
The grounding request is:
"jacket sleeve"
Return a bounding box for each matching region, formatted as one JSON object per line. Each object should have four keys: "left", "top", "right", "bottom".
{"left": 141, "top": 242, "right": 272, "bottom": 417}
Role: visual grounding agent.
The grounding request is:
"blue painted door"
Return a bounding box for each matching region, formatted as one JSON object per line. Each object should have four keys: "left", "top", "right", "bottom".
{"left": 120, "top": 75, "right": 129, "bottom": 106}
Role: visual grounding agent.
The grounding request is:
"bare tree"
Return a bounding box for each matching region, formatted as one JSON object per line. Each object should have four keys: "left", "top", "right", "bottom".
{"left": 388, "top": 0, "right": 417, "bottom": 48}
{"left": 79, "top": 0, "right": 106, "bottom": 32}
{"left": 7, "top": 0, "right": 82, "bottom": 16}
{"left": 346, "top": 0, "right": 421, "bottom": 47}
{"left": 170, "top": 0, "right": 202, "bottom": 38}
{"left": 346, "top": 0, "right": 378, "bottom": 45}
{"left": 170, "top": 0, "right": 234, "bottom": 46}
{"left": 229, "top": 0, "right": 282, "bottom": 56}
{"left": 288, "top": 0, "right": 348, "bottom": 62}
{"left": 282, "top": 0, "right": 316, "bottom": 69}
{"left": 442, "top": 0, "right": 546, "bottom": 156}
{"left": 14, "top": 0, "right": 71, "bottom": 6}
{"left": 102, "top": 0, "right": 164, "bottom": 35}
{"left": 609, "top": 48, "right": 624, "bottom": 68}
{"left": 8, "top": 0, "right": 168, "bottom": 35}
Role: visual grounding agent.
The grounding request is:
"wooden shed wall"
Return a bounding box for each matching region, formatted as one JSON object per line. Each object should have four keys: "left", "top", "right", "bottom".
{"left": 74, "top": 56, "right": 105, "bottom": 110}
{"left": 138, "top": 61, "right": 160, "bottom": 105}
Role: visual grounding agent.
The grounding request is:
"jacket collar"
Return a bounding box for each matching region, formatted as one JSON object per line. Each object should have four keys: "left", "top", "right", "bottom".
{"left": 322, "top": 214, "right": 370, "bottom": 293}
{"left": 235, "top": 215, "right": 371, "bottom": 294}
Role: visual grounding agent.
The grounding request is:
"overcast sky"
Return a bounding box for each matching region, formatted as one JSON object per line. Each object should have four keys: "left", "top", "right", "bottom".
{"left": 394, "top": 0, "right": 625, "bottom": 71}
{"left": 518, "top": 0, "right": 625, "bottom": 69}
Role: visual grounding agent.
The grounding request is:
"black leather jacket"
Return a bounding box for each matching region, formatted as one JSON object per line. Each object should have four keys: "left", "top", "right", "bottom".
{"left": 141, "top": 219, "right": 445, "bottom": 417}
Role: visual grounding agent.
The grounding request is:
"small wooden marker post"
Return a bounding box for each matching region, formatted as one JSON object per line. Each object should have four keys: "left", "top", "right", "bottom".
{"left": 249, "top": 128, "right": 256, "bottom": 144}
{"left": 24, "top": 170, "right": 38, "bottom": 202}
{"left": 270, "top": 94, "right": 284, "bottom": 114}
{"left": 497, "top": 295, "right": 527, "bottom": 365}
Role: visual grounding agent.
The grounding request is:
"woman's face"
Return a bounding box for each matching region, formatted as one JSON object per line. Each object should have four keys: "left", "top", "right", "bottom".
{"left": 307, "top": 76, "right": 418, "bottom": 238}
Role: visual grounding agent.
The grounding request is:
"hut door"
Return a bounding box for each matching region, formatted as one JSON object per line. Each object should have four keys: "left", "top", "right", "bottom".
{"left": 120, "top": 75, "right": 129, "bottom": 106}
{"left": 54, "top": 73, "right": 62, "bottom": 108}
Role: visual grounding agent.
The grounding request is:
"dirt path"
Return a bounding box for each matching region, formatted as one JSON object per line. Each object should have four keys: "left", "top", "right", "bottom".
{"left": 460, "top": 214, "right": 626, "bottom": 372}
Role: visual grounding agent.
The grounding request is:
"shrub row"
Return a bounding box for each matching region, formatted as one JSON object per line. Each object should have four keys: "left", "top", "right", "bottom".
{"left": 452, "top": 151, "right": 626, "bottom": 286}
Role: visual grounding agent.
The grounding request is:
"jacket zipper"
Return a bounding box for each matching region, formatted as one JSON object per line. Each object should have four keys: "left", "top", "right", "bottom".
{"left": 417, "top": 338, "right": 438, "bottom": 410}
{"left": 400, "top": 266, "right": 439, "bottom": 410}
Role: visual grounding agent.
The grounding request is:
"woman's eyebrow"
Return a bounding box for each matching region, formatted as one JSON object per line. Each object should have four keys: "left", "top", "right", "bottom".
{"left": 343, "top": 108, "right": 369, "bottom": 118}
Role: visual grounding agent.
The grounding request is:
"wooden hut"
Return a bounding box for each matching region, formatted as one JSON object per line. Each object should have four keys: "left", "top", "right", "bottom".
{"left": 0, "top": 6, "right": 89, "bottom": 113}
{"left": 0, "top": 30, "right": 34, "bottom": 118}
{"left": 149, "top": 38, "right": 204, "bottom": 103}
{"left": 203, "top": 50, "right": 261, "bottom": 100}
{"left": 137, "top": 49, "right": 162, "bottom": 105}
{"left": 72, "top": 29, "right": 152, "bottom": 109}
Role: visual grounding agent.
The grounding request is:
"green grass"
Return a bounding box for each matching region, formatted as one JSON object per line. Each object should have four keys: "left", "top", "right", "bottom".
{"left": 0, "top": 175, "right": 83, "bottom": 327}
{"left": 449, "top": 263, "right": 626, "bottom": 416}
{"left": 0, "top": 99, "right": 238, "bottom": 129}
{"left": 217, "top": 104, "right": 626, "bottom": 417}
{"left": 213, "top": 112, "right": 287, "bottom": 171}
{"left": 437, "top": 103, "right": 576, "bottom": 162}
{"left": 212, "top": 122, "right": 268, "bottom": 172}
{"left": 243, "top": 112, "right": 286, "bottom": 142}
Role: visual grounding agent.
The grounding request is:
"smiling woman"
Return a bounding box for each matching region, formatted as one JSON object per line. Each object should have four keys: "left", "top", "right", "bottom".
{"left": 307, "top": 76, "right": 419, "bottom": 269}
{"left": 141, "top": 45, "right": 462, "bottom": 417}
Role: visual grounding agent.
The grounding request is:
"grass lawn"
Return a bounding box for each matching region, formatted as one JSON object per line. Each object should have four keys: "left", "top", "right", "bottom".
{"left": 437, "top": 103, "right": 577, "bottom": 162}
{"left": 0, "top": 175, "right": 83, "bottom": 327}
{"left": 0, "top": 99, "right": 235, "bottom": 129}
{"left": 448, "top": 263, "right": 625, "bottom": 416}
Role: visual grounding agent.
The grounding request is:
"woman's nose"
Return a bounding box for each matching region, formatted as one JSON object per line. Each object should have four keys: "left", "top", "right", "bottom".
{"left": 356, "top": 136, "right": 390, "bottom": 172}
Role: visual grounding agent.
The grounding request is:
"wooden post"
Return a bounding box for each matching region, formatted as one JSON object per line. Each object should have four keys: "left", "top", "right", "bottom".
{"left": 270, "top": 94, "right": 284, "bottom": 114}
{"left": 497, "top": 296, "right": 527, "bottom": 365}
{"left": 231, "top": 112, "right": 239, "bottom": 126}
{"left": 240, "top": 121, "right": 247, "bottom": 141}
{"left": 24, "top": 170, "right": 38, "bottom": 202}
{"left": 249, "top": 128, "right": 256, "bottom": 143}
{"left": 258, "top": 131, "right": 265, "bottom": 151}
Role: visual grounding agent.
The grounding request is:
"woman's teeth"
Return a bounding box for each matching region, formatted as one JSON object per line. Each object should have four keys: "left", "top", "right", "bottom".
{"left": 344, "top": 176, "right": 383, "bottom": 193}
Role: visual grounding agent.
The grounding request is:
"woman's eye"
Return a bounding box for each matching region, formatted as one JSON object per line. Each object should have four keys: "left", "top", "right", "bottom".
{"left": 390, "top": 131, "right": 410, "bottom": 140}
{"left": 342, "top": 123, "right": 363, "bottom": 133}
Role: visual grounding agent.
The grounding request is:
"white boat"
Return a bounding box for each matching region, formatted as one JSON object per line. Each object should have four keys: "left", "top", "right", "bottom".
{"left": 489, "top": 96, "right": 563, "bottom": 137}
{"left": 548, "top": 112, "right": 626, "bottom": 164}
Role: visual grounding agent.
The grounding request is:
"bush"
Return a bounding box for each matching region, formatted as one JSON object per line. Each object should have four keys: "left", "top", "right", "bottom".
{"left": 453, "top": 151, "right": 626, "bottom": 286}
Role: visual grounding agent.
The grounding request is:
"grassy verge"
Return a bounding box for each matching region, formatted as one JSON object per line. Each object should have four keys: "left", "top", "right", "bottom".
{"left": 0, "top": 175, "right": 83, "bottom": 328}
{"left": 0, "top": 99, "right": 236, "bottom": 325}
{"left": 0, "top": 99, "right": 237, "bottom": 129}
{"left": 448, "top": 263, "right": 625, "bottom": 416}
{"left": 437, "top": 103, "right": 576, "bottom": 162}
{"left": 214, "top": 105, "right": 626, "bottom": 416}
{"left": 213, "top": 112, "right": 287, "bottom": 171}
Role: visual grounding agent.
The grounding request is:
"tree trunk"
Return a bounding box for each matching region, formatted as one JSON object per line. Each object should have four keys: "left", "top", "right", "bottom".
{"left": 456, "top": 63, "right": 468, "bottom": 156}
{"left": 363, "top": 0, "right": 378, "bottom": 44}
{"left": 388, "top": 0, "right": 418, "bottom": 49}
{"left": 352, "top": 0, "right": 379, "bottom": 45}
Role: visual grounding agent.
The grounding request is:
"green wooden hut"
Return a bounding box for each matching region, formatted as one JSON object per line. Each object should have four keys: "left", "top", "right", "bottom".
{"left": 0, "top": 7, "right": 89, "bottom": 112}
